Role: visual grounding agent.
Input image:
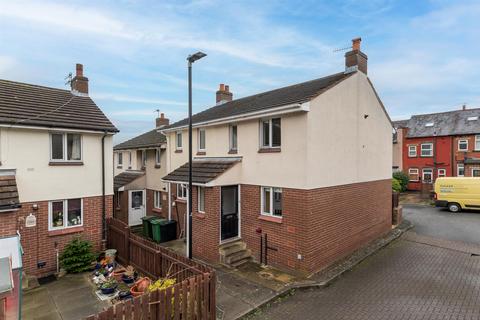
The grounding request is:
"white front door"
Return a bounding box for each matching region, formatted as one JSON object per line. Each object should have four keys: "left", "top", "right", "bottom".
{"left": 128, "top": 189, "right": 146, "bottom": 226}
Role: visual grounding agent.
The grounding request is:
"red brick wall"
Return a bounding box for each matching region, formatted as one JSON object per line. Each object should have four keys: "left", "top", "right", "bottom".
{"left": 146, "top": 189, "right": 169, "bottom": 220}
{"left": 191, "top": 186, "right": 220, "bottom": 263}
{"left": 169, "top": 184, "right": 186, "bottom": 238}
{"left": 168, "top": 180, "right": 391, "bottom": 274}
{"left": 304, "top": 179, "right": 391, "bottom": 273}
{"left": 0, "top": 195, "right": 113, "bottom": 278}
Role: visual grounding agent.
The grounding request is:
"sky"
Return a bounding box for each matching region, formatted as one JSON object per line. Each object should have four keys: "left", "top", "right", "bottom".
{"left": 0, "top": 0, "right": 479, "bottom": 143}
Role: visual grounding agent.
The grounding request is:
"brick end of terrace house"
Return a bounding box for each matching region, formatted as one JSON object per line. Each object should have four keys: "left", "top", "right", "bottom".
{"left": 172, "top": 180, "right": 391, "bottom": 274}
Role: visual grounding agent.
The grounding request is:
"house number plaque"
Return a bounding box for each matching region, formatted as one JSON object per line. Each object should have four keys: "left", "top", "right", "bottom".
{"left": 25, "top": 214, "right": 37, "bottom": 228}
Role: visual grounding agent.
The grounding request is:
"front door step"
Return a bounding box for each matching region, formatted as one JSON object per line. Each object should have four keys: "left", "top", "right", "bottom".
{"left": 219, "top": 240, "right": 251, "bottom": 268}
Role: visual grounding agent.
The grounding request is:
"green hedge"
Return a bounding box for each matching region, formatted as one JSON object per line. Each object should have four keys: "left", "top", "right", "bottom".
{"left": 59, "top": 237, "right": 95, "bottom": 273}
{"left": 392, "top": 178, "right": 402, "bottom": 193}
{"left": 393, "top": 171, "right": 409, "bottom": 192}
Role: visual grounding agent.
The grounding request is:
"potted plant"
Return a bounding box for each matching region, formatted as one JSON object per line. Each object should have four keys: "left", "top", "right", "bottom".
{"left": 100, "top": 278, "right": 118, "bottom": 295}
{"left": 130, "top": 277, "right": 151, "bottom": 297}
{"left": 121, "top": 266, "right": 136, "bottom": 284}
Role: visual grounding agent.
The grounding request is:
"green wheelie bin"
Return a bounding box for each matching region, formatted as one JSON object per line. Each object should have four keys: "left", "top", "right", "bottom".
{"left": 141, "top": 216, "right": 159, "bottom": 239}
{"left": 150, "top": 218, "right": 167, "bottom": 243}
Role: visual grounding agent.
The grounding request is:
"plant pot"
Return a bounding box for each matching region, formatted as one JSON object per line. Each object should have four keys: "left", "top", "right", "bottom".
{"left": 122, "top": 274, "right": 135, "bottom": 284}
{"left": 118, "top": 290, "right": 132, "bottom": 300}
{"left": 130, "top": 277, "right": 151, "bottom": 297}
{"left": 100, "top": 284, "right": 117, "bottom": 295}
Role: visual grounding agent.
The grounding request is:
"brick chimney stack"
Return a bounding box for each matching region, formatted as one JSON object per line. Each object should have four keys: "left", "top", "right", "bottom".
{"left": 70, "top": 63, "right": 89, "bottom": 95}
{"left": 216, "top": 84, "right": 233, "bottom": 105}
{"left": 345, "top": 37, "right": 368, "bottom": 74}
{"left": 156, "top": 113, "right": 169, "bottom": 128}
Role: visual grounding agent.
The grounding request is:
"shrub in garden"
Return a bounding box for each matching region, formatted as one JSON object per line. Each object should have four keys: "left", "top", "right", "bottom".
{"left": 392, "top": 178, "right": 402, "bottom": 193}
{"left": 60, "top": 237, "right": 95, "bottom": 273}
{"left": 393, "top": 171, "right": 409, "bottom": 191}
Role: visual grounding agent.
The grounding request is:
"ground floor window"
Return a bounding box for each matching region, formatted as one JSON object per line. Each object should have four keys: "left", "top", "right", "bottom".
{"left": 472, "top": 168, "right": 480, "bottom": 177}
{"left": 49, "top": 198, "right": 82, "bottom": 230}
{"left": 177, "top": 184, "right": 187, "bottom": 199}
{"left": 115, "top": 191, "right": 121, "bottom": 208}
{"left": 437, "top": 168, "right": 446, "bottom": 178}
{"left": 457, "top": 163, "right": 465, "bottom": 176}
{"left": 261, "top": 187, "right": 282, "bottom": 217}
{"left": 408, "top": 168, "right": 419, "bottom": 181}
{"left": 154, "top": 191, "right": 162, "bottom": 209}
{"left": 422, "top": 168, "right": 433, "bottom": 183}
{"left": 198, "top": 187, "right": 205, "bottom": 213}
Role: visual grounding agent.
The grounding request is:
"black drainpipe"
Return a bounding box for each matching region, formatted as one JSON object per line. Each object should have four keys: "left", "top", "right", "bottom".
{"left": 102, "top": 131, "right": 107, "bottom": 242}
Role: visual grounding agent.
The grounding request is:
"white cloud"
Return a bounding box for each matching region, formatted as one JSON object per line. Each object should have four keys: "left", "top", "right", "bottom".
{"left": 93, "top": 93, "right": 185, "bottom": 106}
{"left": 0, "top": 56, "right": 16, "bottom": 74}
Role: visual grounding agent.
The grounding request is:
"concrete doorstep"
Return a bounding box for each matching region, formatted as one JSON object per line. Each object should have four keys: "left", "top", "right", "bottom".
{"left": 215, "top": 220, "right": 413, "bottom": 320}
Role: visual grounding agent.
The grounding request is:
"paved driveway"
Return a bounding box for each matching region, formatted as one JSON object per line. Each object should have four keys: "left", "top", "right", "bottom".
{"left": 248, "top": 205, "right": 480, "bottom": 320}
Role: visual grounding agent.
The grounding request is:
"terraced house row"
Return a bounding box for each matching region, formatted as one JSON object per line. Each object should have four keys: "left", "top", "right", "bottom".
{"left": 114, "top": 38, "right": 394, "bottom": 274}
{"left": 393, "top": 106, "right": 480, "bottom": 191}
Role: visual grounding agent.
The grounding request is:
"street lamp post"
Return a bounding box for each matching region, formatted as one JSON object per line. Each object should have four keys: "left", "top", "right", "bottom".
{"left": 187, "top": 51, "right": 206, "bottom": 259}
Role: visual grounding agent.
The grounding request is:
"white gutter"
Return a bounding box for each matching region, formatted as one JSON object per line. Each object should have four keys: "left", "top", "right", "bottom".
{"left": 160, "top": 102, "right": 310, "bottom": 133}
{"left": 0, "top": 124, "right": 116, "bottom": 135}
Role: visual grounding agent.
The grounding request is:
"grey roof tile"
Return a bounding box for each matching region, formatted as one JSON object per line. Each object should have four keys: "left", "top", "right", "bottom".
{"left": 114, "top": 171, "right": 145, "bottom": 189}
{"left": 0, "top": 79, "right": 117, "bottom": 132}
{"left": 114, "top": 128, "right": 166, "bottom": 150}
{"left": 163, "top": 157, "right": 241, "bottom": 184}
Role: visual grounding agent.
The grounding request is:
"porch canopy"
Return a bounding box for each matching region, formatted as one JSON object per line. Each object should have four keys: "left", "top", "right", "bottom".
{"left": 0, "top": 170, "right": 20, "bottom": 212}
{"left": 162, "top": 157, "right": 242, "bottom": 185}
{"left": 114, "top": 171, "right": 145, "bottom": 191}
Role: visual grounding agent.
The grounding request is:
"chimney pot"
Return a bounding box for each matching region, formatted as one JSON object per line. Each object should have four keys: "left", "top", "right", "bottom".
{"left": 216, "top": 83, "right": 233, "bottom": 104}
{"left": 71, "top": 63, "right": 89, "bottom": 95}
{"left": 352, "top": 37, "right": 361, "bottom": 51}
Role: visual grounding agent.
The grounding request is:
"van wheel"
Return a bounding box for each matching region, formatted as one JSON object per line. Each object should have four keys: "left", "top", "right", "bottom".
{"left": 448, "top": 203, "right": 461, "bottom": 213}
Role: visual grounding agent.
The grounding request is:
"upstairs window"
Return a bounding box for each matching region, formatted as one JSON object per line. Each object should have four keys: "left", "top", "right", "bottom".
{"left": 141, "top": 150, "right": 146, "bottom": 168}
{"left": 128, "top": 152, "right": 132, "bottom": 169}
{"left": 261, "top": 118, "right": 281, "bottom": 148}
{"left": 420, "top": 143, "right": 433, "bottom": 157}
{"left": 155, "top": 148, "right": 161, "bottom": 166}
{"left": 117, "top": 152, "right": 123, "bottom": 167}
{"left": 229, "top": 125, "right": 238, "bottom": 151}
{"left": 198, "top": 128, "right": 206, "bottom": 152}
{"left": 50, "top": 133, "right": 82, "bottom": 162}
{"left": 408, "top": 145, "right": 417, "bottom": 157}
{"left": 476, "top": 135, "right": 480, "bottom": 151}
{"left": 261, "top": 187, "right": 282, "bottom": 217}
{"left": 458, "top": 139, "right": 468, "bottom": 151}
{"left": 176, "top": 132, "right": 183, "bottom": 150}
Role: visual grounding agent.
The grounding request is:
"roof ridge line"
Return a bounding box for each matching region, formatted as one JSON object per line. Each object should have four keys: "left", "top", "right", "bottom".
{"left": 0, "top": 78, "right": 71, "bottom": 93}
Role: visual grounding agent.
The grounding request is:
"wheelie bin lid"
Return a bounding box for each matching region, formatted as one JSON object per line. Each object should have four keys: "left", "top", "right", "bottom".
{"left": 150, "top": 218, "right": 167, "bottom": 225}
{"left": 141, "top": 216, "right": 159, "bottom": 221}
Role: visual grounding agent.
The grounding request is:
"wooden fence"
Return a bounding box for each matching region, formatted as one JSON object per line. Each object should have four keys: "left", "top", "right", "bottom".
{"left": 86, "top": 218, "right": 216, "bottom": 319}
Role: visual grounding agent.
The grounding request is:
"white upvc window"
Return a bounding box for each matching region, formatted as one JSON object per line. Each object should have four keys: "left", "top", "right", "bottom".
{"left": 141, "top": 150, "right": 146, "bottom": 168}
{"left": 198, "top": 128, "right": 206, "bottom": 152}
{"left": 49, "top": 198, "right": 83, "bottom": 230}
{"left": 420, "top": 143, "right": 433, "bottom": 157}
{"left": 198, "top": 187, "right": 205, "bottom": 213}
{"left": 437, "top": 168, "right": 446, "bottom": 178}
{"left": 117, "top": 152, "right": 123, "bottom": 167}
{"left": 422, "top": 168, "right": 433, "bottom": 183}
{"left": 457, "top": 163, "right": 465, "bottom": 177}
{"left": 472, "top": 168, "right": 480, "bottom": 177}
{"left": 176, "top": 131, "right": 183, "bottom": 150}
{"left": 155, "top": 148, "right": 161, "bottom": 166}
{"left": 229, "top": 125, "right": 238, "bottom": 151}
{"left": 261, "top": 187, "right": 282, "bottom": 217}
{"left": 260, "top": 118, "right": 281, "bottom": 148}
{"left": 154, "top": 191, "right": 162, "bottom": 209}
{"left": 177, "top": 184, "right": 187, "bottom": 199}
{"left": 408, "top": 145, "right": 417, "bottom": 157}
{"left": 50, "top": 133, "right": 82, "bottom": 162}
{"left": 128, "top": 152, "right": 132, "bottom": 169}
{"left": 475, "top": 135, "right": 480, "bottom": 151}
{"left": 408, "top": 168, "right": 419, "bottom": 181}
{"left": 458, "top": 139, "right": 468, "bottom": 151}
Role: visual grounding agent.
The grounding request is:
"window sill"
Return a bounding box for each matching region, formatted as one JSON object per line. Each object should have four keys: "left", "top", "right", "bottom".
{"left": 196, "top": 151, "right": 206, "bottom": 156}
{"left": 258, "top": 148, "right": 281, "bottom": 153}
{"left": 228, "top": 149, "right": 238, "bottom": 154}
{"left": 420, "top": 156, "right": 433, "bottom": 158}
{"left": 152, "top": 208, "right": 162, "bottom": 214}
{"left": 48, "top": 226, "right": 84, "bottom": 237}
{"left": 258, "top": 215, "right": 282, "bottom": 224}
{"left": 175, "top": 149, "right": 183, "bottom": 153}
{"left": 175, "top": 198, "right": 187, "bottom": 203}
{"left": 117, "top": 166, "right": 123, "bottom": 169}
{"left": 195, "top": 213, "right": 206, "bottom": 219}
{"left": 154, "top": 164, "right": 161, "bottom": 169}
{"left": 49, "top": 161, "right": 84, "bottom": 166}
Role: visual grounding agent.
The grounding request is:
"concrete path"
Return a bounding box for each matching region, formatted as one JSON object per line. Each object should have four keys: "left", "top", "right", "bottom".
{"left": 22, "top": 273, "right": 107, "bottom": 320}
{"left": 247, "top": 205, "right": 480, "bottom": 320}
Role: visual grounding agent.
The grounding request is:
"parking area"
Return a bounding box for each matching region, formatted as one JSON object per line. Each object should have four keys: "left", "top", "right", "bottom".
{"left": 248, "top": 205, "right": 480, "bottom": 320}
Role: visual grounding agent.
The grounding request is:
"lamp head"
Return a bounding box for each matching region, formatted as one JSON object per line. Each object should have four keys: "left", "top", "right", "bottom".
{"left": 187, "top": 51, "right": 207, "bottom": 63}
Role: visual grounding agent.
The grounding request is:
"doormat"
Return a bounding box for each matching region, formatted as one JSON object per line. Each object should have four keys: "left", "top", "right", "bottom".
{"left": 38, "top": 275, "right": 57, "bottom": 285}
